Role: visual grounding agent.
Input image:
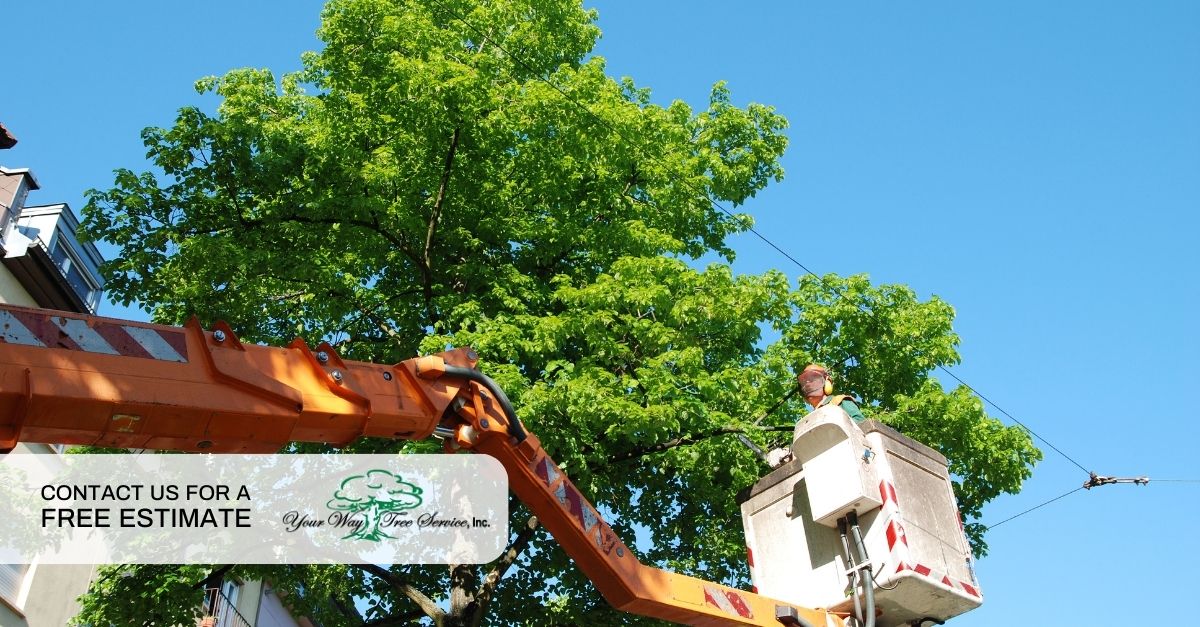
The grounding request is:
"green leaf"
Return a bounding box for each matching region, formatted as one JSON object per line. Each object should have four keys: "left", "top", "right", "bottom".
{"left": 77, "top": 0, "right": 1035, "bottom": 623}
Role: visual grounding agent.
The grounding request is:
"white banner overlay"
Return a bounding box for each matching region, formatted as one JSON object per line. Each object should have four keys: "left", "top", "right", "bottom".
{"left": 0, "top": 454, "right": 508, "bottom": 564}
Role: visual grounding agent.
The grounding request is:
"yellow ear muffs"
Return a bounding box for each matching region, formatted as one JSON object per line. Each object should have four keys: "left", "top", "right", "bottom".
{"left": 823, "top": 377, "right": 834, "bottom": 395}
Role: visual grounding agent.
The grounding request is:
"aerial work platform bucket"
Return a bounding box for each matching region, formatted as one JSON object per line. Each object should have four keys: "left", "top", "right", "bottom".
{"left": 738, "top": 410, "right": 982, "bottom": 627}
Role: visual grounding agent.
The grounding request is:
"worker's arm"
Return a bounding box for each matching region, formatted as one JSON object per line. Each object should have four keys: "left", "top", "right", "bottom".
{"left": 840, "top": 398, "right": 866, "bottom": 423}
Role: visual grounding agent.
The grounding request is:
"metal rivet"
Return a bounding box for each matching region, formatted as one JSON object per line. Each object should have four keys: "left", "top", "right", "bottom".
{"left": 616, "top": 547, "right": 624, "bottom": 557}
{"left": 466, "top": 349, "right": 478, "bottom": 360}
{"left": 197, "top": 440, "right": 213, "bottom": 450}
{"left": 316, "top": 351, "right": 330, "bottom": 364}
{"left": 331, "top": 370, "right": 343, "bottom": 383}
{"left": 480, "top": 419, "right": 490, "bottom": 429}
{"left": 382, "top": 371, "right": 393, "bottom": 381}
{"left": 213, "top": 330, "right": 226, "bottom": 343}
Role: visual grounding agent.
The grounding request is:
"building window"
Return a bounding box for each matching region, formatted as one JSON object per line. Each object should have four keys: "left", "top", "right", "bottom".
{"left": 0, "top": 563, "right": 28, "bottom": 607}
{"left": 221, "top": 578, "right": 241, "bottom": 607}
{"left": 49, "top": 237, "right": 100, "bottom": 311}
{"left": 204, "top": 579, "right": 252, "bottom": 627}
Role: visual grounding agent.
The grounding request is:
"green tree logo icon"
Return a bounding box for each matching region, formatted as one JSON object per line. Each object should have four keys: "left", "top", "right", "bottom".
{"left": 326, "top": 469, "right": 423, "bottom": 541}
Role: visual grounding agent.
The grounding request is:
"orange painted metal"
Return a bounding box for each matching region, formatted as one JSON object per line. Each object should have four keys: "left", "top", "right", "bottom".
{"left": 0, "top": 303, "right": 468, "bottom": 452}
{"left": 473, "top": 426, "right": 841, "bottom": 627}
{"left": 0, "top": 303, "right": 843, "bottom": 626}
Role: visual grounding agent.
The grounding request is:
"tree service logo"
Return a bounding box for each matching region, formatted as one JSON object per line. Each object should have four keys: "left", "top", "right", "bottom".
{"left": 326, "top": 469, "right": 424, "bottom": 542}
{"left": 281, "top": 469, "right": 430, "bottom": 541}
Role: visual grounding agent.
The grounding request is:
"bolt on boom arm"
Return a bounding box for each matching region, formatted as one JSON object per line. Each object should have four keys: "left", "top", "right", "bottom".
{"left": 0, "top": 303, "right": 840, "bottom": 627}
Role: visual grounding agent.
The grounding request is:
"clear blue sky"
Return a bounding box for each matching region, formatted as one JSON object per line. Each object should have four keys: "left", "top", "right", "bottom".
{"left": 5, "top": 1, "right": 1198, "bottom": 625}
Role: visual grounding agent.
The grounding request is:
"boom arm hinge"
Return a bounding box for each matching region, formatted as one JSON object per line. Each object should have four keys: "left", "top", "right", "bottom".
{"left": 775, "top": 606, "right": 816, "bottom": 627}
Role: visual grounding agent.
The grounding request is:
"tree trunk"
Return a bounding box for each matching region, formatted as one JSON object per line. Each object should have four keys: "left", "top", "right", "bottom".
{"left": 445, "top": 563, "right": 479, "bottom": 627}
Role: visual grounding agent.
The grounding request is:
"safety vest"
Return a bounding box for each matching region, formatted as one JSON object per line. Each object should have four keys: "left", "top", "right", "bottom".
{"left": 819, "top": 394, "right": 866, "bottom": 423}
{"left": 820, "top": 394, "right": 856, "bottom": 408}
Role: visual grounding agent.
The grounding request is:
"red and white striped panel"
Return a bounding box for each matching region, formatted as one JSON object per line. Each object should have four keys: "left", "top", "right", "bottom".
{"left": 532, "top": 456, "right": 624, "bottom": 556}
{"left": 878, "top": 480, "right": 980, "bottom": 599}
{"left": 0, "top": 309, "right": 188, "bottom": 363}
{"left": 746, "top": 546, "right": 759, "bottom": 593}
{"left": 703, "top": 585, "right": 754, "bottom": 619}
{"left": 879, "top": 479, "right": 910, "bottom": 558}
{"left": 893, "top": 561, "right": 981, "bottom": 599}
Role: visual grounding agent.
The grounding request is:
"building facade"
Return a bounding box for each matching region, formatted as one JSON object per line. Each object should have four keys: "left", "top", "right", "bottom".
{"left": 0, "top": 155, "right": 106, "bottom": 627}
{"left": 0, "top": 132, "right": 307, "bottom": 626}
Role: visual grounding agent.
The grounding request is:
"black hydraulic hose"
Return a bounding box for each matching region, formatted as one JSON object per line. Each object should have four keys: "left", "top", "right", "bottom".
{"left": 837, "top": 517, "right": 863, "bottom": 626}
{"left": 442, "top": 365, "right": 528, "bottom": 443}
{"left": 848, "top": 515, "right": 876, "bottom": 627}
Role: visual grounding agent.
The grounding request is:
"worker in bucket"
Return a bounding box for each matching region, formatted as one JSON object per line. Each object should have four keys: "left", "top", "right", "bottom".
{"left": 765, "top": 364, "right": 865, "bottom": 467}
{"left": 797, "top": 364, "right": 865, "bottom": 424}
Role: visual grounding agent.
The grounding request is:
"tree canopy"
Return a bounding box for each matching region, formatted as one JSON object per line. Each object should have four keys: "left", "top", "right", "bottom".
{"left": 77, "top": 0, "right": 1039, "bottom": 625}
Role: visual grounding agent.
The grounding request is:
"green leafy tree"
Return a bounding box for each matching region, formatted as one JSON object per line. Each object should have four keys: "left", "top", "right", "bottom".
{"left": 76, "top": 0, "right": 1038, "bottom": 625}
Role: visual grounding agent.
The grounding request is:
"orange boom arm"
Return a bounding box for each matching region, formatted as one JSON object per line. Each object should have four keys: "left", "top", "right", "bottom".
{"left": 0, "top": 303, "right": 840, "bottom": 627}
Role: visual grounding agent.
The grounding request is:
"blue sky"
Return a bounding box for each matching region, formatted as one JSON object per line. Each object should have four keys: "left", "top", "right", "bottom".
{"left": 5, "top": 1, "right": 1198, "bottom": 625}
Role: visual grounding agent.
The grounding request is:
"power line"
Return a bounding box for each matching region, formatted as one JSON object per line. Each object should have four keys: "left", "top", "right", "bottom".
{"left": 985, "top": 475, "right": 1198, "bottom": 529}
{"left": 426, "top": 0, "right": 1093, "bottom": 478}
{"left": 935, "top": 367, "right": 1090, "bottom": 475}
{"left": 983, "top": 487, "right": 1084, "bottom": 530}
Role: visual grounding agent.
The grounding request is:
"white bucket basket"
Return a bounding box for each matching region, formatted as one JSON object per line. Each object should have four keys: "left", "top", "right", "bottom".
{"left": 738, "top": 414, "right": 982, "bottom": 627}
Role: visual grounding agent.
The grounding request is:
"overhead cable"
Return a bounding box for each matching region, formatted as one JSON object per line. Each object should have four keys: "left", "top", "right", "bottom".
{"left": 983, "top": 487, "right": 1084, "bottom": 530}
{"left": 427, "top": 0, "right": 1095, "bottom": 480}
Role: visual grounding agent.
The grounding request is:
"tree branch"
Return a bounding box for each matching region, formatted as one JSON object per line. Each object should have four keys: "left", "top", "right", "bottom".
{"left": 621, "top": 162, "right": 639, "bottom": 197}
{"left": 607, "top": 425, "right": 763, "bottom": 465}
{"left": 449, "top": 563, "right": 479, "bottom": 625}
{"left": 336, "top": 287, "right": 425, "bottom": 345}
{"left": 274, "top": 211, "right": 410, "bottom": 252}
{"left": 354, "top": 564, "right": 445, "bottom": 624}
{"left": 362, "top": 610, "right": 426, "bottom": 626}
{"left": 330, "top": 593, "right": 364, "bottom": 623}
{"left": 468, "top": 515, "right": 540, "bottom": 627}
{"left": 237, "top": 210, "right": 429, "bottom": 289}
{"left": 191, "top": 564, "right": 233, "bottom": 590}
{"left": 421, "top": 126, "right": 462, "bottom": 325}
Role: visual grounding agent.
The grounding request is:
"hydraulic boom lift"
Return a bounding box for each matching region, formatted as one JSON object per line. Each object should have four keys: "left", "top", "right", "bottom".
{"left": 0, "top": 302, "right": 844, "bottom": 627}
